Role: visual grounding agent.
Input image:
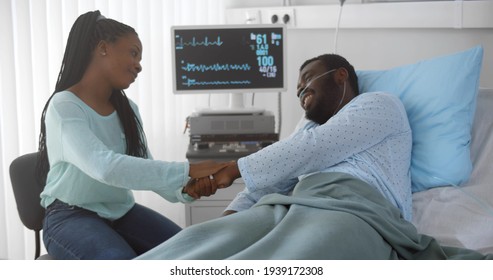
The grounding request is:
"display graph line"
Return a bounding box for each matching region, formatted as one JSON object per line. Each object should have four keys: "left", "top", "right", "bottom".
{"left": 181, "top": 63, "right": 252, "bottom": 72}
{"left": 181, "top": 78, "right": 252, "bottom": 87}
{"left": 175, "top": 36, "right": 223, "bottom": 49}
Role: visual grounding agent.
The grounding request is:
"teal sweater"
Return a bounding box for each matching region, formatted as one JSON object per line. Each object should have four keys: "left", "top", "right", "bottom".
{"left": 40, "top": 91, "right": 191, "bottom": 220}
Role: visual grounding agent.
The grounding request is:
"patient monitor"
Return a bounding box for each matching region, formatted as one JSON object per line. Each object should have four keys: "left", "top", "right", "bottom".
{"left": 171, "top": 24, "right": 286, "bottom": 113}
{"left": 171, "top": 24, "right": 286, "bottom": 160}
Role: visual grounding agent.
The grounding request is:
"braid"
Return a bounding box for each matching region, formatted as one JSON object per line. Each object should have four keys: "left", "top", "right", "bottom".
{"left": 110, "top": 91, "right": 148, "bottom": 158}
{"left": 36, "top": 11, "right": 147, "bottom": 185}
{"left": 95, "top": 18, "right": 148, "bottom": 159}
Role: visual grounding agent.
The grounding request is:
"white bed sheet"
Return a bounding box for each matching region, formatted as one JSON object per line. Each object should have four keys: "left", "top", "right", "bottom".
{"left": 412, "top": 88, "right": 493, "bottom": 254}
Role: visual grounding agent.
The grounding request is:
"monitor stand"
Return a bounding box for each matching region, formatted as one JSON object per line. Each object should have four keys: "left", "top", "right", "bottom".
{"left": 195, "top": 93, "right": 265, "bottom": 116}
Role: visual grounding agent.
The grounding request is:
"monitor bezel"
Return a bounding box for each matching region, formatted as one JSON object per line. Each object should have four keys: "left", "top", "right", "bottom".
{"left": 170, "top": 24, "right": 287, "bottom": 94}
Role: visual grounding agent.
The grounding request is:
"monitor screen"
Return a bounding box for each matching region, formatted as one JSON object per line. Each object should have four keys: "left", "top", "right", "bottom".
{"left": 171, "top": 24, "right": 286, "bottom": 94}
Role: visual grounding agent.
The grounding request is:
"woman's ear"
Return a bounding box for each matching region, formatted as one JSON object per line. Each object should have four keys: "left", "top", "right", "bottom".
{"left": 96, "top": 40, "right": 108, "bottom": 56}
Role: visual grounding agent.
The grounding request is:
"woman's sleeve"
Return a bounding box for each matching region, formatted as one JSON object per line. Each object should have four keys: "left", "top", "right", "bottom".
{"left": 50, "top": 99, "right": 190, "bottom": 203}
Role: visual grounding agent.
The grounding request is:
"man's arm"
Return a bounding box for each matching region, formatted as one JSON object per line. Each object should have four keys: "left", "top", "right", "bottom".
{"left": 238, "top": 93, "right": 408, "bottom": 194}
{"left": 223, "top": 176, "right": 298, "bottom": 215}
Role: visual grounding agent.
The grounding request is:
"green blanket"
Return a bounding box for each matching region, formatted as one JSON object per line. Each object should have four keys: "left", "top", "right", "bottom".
{"left": 137, "top": 173, "right": 492, "bottom": 259}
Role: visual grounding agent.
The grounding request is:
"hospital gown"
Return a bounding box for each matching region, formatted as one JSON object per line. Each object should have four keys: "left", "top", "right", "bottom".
{"left": 226, "top": 92, "right": 413, "bottom": 220}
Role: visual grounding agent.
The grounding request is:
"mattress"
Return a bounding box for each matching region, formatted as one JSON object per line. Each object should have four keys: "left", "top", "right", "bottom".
{"left": 412, "top": 88, "right": 493, "bottom": 254}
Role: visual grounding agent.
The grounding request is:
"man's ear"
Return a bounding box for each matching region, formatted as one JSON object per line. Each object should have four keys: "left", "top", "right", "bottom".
{"left": 334, "top": 67, "right": 349, "bottom": 86}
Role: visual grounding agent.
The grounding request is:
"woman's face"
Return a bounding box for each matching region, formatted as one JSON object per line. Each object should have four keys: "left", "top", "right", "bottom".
{"left": 100, "top": 33, "right": 143, "bottom": 90}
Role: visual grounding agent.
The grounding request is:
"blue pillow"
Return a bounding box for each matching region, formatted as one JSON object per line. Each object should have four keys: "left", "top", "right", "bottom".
{"left": 357, "top": 46, "right": 483, "bottom": 192}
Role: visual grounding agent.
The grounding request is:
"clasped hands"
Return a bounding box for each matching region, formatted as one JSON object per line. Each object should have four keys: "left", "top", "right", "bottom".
{"left": 184, "top": 160, "right": 240, "bottom": 199}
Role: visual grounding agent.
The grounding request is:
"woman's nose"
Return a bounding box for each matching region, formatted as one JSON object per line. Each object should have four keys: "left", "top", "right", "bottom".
{"left": 135, "top": 61, "right": 142, "bottom": 73}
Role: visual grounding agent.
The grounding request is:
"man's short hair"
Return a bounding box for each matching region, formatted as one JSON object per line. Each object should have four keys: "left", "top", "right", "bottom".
{"left": 300, "top": 54, "right": 359, "bottom": 96}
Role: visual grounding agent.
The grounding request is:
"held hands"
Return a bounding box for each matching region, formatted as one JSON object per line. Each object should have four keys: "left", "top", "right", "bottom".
{"left": 183, "top": 176, "right": 217, "bottom": 200}
{"left": 184, "top": 161, "right": 241, "bottom": 199}
{"left": 213, "top": 161, "right": 240, "bottom": 189}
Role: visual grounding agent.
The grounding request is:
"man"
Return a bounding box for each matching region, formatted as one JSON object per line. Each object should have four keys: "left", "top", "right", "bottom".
{"left": 139, "top": 54, "right": 492, "bottom": 259}
{"left": 208, "top": 53, "right": 413, "bottom": 221}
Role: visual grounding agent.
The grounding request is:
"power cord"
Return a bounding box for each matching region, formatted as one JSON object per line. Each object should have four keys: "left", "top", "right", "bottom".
{"left": 334, "top": 0, "right": 346, "bottom": 53}
{"left": 277, "top": 91, "right": 282, "bottom": 135}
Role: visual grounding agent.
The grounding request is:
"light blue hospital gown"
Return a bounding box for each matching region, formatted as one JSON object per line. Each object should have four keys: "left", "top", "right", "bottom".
{"left": 226, "top": 92, "right": 413, "bottom": 220}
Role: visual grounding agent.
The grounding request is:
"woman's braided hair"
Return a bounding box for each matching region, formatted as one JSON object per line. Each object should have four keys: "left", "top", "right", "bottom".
{"left": 36, "top": 10, "right": 147, "bottom": 185}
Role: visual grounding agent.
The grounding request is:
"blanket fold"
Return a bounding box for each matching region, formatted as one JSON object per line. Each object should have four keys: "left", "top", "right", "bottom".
{"left": 137, "top": 172, "right": 491, "bottom": 260}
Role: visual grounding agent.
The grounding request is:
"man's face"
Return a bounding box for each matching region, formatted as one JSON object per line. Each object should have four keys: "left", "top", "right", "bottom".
{"left": 297, "top": 60, "right": 342, "bottom": 124}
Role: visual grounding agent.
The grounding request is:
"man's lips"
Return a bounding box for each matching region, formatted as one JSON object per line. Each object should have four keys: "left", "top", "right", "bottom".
{"left": 301, "top": 93, "right": 313, "bottom": 110}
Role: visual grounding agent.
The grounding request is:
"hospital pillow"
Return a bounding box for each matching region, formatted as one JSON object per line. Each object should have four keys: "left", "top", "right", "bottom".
{"left": 356, "top": 46, "right": 483, "bottom": 192}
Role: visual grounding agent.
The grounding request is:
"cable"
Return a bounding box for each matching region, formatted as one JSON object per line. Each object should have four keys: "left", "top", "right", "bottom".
{"left": 273, "top": 0, "right": 288, "bottom": 137}
{"left": 333, "top": 0, "right": 345, "bottom": 54}
{"left": 277, "top": 91, "right": 282, "bottom": 136}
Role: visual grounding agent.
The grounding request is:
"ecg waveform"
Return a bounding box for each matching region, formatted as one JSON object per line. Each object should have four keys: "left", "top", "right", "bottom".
{"left": 181, "top": 63, "right": 252, "bottom": 72}
{"left": 181, "top": 78, "right": 252, "bottom": 88}
{"left": 175, "top": 36, "right": 223, "bottom": 49}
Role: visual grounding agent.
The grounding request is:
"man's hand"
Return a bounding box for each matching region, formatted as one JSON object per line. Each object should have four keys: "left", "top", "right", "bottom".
{"left": 189, "top": 160, "right": 228, "bottom": 179}
{"left": 222, "top": 210, "right": 237, "bottom": 216}
{"left": 214, "top": 161, "right": 241, "bottom": 189}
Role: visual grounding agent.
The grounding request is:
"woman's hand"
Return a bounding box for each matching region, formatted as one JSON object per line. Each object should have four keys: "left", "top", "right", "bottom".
{"left": 184, "top": 161, "right": 241, "bottom": 199}
{"left": 183, "top": 176, "right": 218, "bottom": 199}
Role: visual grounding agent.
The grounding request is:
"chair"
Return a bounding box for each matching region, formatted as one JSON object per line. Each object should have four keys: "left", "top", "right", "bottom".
{"left": 9, "top": 152, "right": 53, "bottom": 260}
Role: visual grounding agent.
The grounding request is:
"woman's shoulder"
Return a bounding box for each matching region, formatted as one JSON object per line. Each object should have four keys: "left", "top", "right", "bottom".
{"left": 48, "top": 91, "right": 89, "bottom": 119}
{"left": 127, "top": 97, "right": 139, "bottom": 111}
{"left": 126, "top": 97, "right": 142, "bottom": 119}
{"left": 50, "top": 90, "right": 86, "bottom": 108}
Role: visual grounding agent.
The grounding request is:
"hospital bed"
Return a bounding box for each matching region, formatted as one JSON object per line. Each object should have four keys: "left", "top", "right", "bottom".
{"left": 359, "top": 45, "right": 493, "bottom": 256}
{"left": 138, "top": 46, "right": 493, "bottom": 259}
{"left": 412, "top": 87, "right": 493, "bottom": 255}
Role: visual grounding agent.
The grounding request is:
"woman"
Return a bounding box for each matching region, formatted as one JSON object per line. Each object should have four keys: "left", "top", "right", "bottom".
{"left": 36, "top": 10, "right": 224, "bottom": 259}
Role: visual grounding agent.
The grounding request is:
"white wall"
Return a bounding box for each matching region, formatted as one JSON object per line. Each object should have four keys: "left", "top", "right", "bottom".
{"left": 275, "top": 27, "right": 493, "bottom": 136}
{"left": 224, "top": 0, "right": 493, "bottom": 138}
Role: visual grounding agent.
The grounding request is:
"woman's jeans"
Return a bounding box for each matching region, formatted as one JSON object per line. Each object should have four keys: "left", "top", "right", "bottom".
{"left": 43, "top": 200, "right": 181, "bottom": 259}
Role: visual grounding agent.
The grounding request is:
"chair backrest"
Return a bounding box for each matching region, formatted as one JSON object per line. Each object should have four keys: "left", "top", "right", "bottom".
{"left": 9, "top": 152, "right": 45, "bottom": 231}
